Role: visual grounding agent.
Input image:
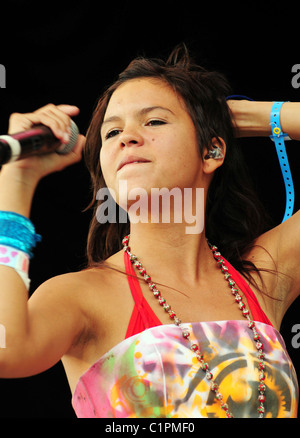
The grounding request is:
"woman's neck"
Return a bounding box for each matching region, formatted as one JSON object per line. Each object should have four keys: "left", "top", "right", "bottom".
{"left": 127, "top": 222, "right": 214, "bottom": 286}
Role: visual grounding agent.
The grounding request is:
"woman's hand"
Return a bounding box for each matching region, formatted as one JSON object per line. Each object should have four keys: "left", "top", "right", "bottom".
{"left": 4, "top": 103, "right": 86, "bottom": 182}
{"left": 0, "top": 103, "right": 86, "bottom": 216}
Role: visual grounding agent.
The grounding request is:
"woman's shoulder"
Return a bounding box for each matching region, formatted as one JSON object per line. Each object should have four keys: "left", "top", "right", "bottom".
{"left": 29, "top": 257, "right": 124, "bottom": 327}
{"left": 34, "top": 267, "right": 108, "bottom": 298}
{"left": 40, "top": 249, "right": 129, "bottom": 317}
{"left": 39, "top": 249, "right": 125, "bottom": 294}
{"left": 32, "top": 249, "right": 131, "bottom": 334}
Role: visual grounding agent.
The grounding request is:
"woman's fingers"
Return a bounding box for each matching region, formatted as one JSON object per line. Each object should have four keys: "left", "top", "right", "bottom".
{"left": 8, "top": 104, "right": 80, "bottom": 144}
{"left": 5, "top": 104, "right": 84, "bottom": 179}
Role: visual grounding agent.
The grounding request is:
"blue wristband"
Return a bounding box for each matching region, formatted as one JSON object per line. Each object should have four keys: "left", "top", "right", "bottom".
{"left": 227, "top": 97, "right": 295, "bottom": 223}
{"left": 269, "top": 102, "right": 294, "bottom": 223}
{"left": 0, "top": 211, "right": 41, "bottom": 257}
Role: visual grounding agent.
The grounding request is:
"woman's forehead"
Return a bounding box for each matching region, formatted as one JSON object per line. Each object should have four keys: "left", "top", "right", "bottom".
{"left": 104, "top": 78, "right": 186, "bottom": 119}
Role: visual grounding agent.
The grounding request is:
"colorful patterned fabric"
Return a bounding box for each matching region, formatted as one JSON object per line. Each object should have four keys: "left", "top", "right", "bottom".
{"left": 72, "top": 321, "right": 299, "bottom": 418}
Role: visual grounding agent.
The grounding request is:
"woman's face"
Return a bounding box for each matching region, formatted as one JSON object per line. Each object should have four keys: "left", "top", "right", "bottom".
{"left": 100, "top": 78, "right": 208, "bottom": 210}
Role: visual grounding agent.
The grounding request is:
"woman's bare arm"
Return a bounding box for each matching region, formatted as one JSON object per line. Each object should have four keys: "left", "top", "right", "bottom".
{"left": 0, "top": 104, "right": 86, "bottom": 377}
{"left": 228, "top": 99, "right": 300, "bottom": 317}
{"left": 228, "top": 100, "right": 300, "bottom": 140}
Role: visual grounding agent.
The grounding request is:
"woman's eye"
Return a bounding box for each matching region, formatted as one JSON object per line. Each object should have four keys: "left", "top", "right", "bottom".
{"left": 147, "top": 119, "right": 166, "bottom": 126}
{"left": 105, "top": 129, "right": 121, "bottom": 140}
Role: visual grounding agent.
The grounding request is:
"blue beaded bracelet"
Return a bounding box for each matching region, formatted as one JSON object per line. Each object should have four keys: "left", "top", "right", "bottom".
{"left": 0, "top": 211, "right": 41, "bottom": 257}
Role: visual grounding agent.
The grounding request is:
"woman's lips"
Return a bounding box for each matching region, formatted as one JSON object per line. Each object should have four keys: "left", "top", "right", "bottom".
{"left": 117, "top": 155, "right": 151, "bottom": 171}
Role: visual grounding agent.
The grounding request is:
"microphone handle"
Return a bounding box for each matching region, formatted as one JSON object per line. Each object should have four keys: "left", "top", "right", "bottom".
{"left": 0, "top": 125, "right": 61, "bottom": 165}
{"left": 13, "top": 125, "right": 60, "bottom": 155}
{"left": 0, "top": 119, "right": 79, "bottom": 165}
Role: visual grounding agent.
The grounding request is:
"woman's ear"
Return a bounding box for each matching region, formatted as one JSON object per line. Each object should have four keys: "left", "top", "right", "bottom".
{"left": 202, "top": 137, "right": 226, "bottom": 174}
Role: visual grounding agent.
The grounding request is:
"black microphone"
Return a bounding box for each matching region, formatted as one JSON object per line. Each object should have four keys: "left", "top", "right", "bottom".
{"left": 0, "top": 120, "right": 79, "bottom": 165}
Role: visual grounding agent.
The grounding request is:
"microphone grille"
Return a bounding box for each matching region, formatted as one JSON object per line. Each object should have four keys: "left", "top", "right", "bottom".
{"left": 56, "top": 120, "right": 79, "bottom": 155}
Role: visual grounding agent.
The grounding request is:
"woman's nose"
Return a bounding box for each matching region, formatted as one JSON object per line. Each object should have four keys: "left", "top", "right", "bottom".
{"left": 119, "top": 127, "right": 144, "bottom": 148}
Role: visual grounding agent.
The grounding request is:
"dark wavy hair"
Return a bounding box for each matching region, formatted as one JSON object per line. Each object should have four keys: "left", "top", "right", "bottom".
{"left": 83, "top": 44, "right": 272, "bottom": 288}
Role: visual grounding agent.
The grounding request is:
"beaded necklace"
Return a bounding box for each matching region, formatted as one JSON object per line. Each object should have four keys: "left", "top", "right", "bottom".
{"left": 122, "top": 235, "right": 267, "bottom": 418}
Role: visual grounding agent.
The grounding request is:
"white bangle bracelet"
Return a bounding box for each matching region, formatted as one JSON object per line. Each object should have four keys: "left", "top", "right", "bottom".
{"left": 0, "top": 244, "right": 30, "bottom": 289}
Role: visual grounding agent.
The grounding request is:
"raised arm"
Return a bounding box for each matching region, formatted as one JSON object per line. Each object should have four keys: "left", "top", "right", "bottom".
{"left": 228, "top": 99, "right": 300, "bottom": 320}
{"left": 228, "top": 100, "right": 300, "bottom": 141}
{"left": 0, "top": 104, "right": 87, "bottom": 377}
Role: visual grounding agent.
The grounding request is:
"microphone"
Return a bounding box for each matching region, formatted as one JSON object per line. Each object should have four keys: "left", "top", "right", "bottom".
{"left": 0, "top": 120, "right": 79, "bottom": 165}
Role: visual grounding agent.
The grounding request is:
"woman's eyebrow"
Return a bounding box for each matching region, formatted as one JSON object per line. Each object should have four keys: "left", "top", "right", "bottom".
{"left": 102, "top": 106, "right": 175, "bottom": 127}
{"left": 101, "top": 115, "right": 122, "bottom": 127}
{"left": 138, "top": 106, "right": 175, "bottom": 117}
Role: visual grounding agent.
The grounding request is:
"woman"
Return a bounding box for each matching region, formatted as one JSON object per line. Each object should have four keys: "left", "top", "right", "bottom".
{"left": 0, "top": 46, "right": 298, "bottom": 418}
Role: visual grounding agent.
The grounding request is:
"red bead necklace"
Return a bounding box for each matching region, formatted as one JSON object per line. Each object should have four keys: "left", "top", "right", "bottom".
{"left": 122, "top": 235, "right": 267, "bottom": 418}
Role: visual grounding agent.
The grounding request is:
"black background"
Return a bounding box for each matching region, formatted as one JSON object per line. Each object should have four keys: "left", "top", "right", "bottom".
{"left": 0, "top": 0, "right": 299, "bottom": 418}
